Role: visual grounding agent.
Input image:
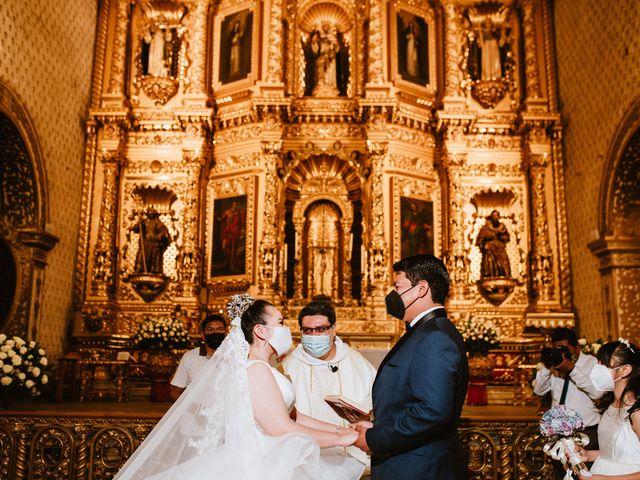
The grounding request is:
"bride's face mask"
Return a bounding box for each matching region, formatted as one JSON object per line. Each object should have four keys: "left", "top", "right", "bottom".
{"left": 257, "top": 324, "right": 293, "bottom": 357}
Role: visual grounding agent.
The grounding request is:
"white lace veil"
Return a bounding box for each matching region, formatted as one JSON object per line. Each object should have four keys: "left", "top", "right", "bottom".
{"left": 114, "top": 294, "right": 262, "bottom": 480}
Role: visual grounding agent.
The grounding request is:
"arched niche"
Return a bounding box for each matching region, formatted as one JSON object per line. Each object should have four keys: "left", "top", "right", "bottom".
{"left": 283, "top": 154, "right": 363, "bottom": 304}
{"left": 0, "top": 81, "right": 58, "bottom": 338}
{"left": 589, "top": 97, "right": 640, "bottom": 342}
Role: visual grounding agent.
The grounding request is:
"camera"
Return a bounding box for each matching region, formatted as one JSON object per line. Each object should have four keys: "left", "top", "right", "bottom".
{"left": 540, "top": 346, "right": 571, "bottom": 369}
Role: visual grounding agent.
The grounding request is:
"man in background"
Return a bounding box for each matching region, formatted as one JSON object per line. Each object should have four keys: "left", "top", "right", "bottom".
{"left": 282, "top": 301, "right": 376, "bottom": 467}
{"left": 169, "top": 314, "right": 227, "bottom": 400}
{"left": 533, "top": 326, "right": 602, "bottom": 477}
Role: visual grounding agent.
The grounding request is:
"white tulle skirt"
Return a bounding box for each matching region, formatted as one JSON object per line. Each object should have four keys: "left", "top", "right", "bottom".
{"left": 146, "top": 432, "right": 364, "bottom": 480}
{"left": 590, "top": 457, "right": 640, "bottom": 475}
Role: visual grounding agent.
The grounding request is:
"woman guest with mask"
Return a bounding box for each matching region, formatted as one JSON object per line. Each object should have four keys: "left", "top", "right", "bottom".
{"left": 282, "top": 301, "right": 377, "bottom": 468}
{"left": 575, "top": 339, "right": 640, "bottom": 479}
{"left": 115, "top": 295, "right": 363, "bottom": 480}
{"left": 169, "top": 314, "right": 227, "bottom": 401}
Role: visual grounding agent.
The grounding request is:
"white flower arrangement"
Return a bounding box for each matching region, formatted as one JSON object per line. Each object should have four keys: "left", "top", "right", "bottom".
{"left": 578, "top": 337, "right": 603, "bottom": 356}
{"left": 458, "top": 317, "right": 503, "bottom": 356}
{"left": 0, "top": 334, "right": 50, "bottom": 399}
{"left": 134, "top": 316, "right": 191, "bottom": 350}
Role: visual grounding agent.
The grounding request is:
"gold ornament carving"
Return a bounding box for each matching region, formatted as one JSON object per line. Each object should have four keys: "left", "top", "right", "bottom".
{"left": 460, "top": 430, "right": 497, "bottom": 478}
{"left": 29, "top": 427, "right": 74, "bottom": 480}
{"left": 183, "top": 0, "right": 208, "bottom": 95}
{"left": 367, "top": 0, "right": 385, "bottom": 84}
{"left": 108, "top": 0, "right": 131, "bottom": 95}
{"left": 521, "top": 0, "right": 543, "bottom": 100}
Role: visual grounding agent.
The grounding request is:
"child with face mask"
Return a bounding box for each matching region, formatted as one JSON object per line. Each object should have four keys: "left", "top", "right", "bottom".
{"left": 575, "top": 339, "right": 640, "bottom": 478}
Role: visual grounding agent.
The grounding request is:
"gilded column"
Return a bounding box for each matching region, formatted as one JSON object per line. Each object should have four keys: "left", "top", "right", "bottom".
{"left": 107, "top": 0, "right": 131, "bottom": 95}
{"left": 74, "top": 425, "right": 91, "bottom": 480}
{"left": 499, "top": 429, "right": 514, "bottom": 480}
{"left": 265, "top": 0, "right": 284, "bottom": 83}
{"left": 184, "top": 0, "right": 208, "bottom": 94}
{"left": 521, "top": 0, "right": 543, "bottom": 100}
{"left": 258, "top": 142, "right": 283, "bottom": 299}
{"left": 441, "top": 151, "right": 470, "bottom": 301}
{"left": 90, "top": 0, "right": 111, "bottom": 107}
{"left": 366, "top": 141, "right": 389, "bottom": 304}
{"left": 75, "top": 121, "right": 99, "bottom": 305}
{"left": 367, "top": 0, "right": 385, "bottom": 84}
{"left": 527, "top": 154, "right": 554, "bottom": 303}
{"left": 91, "top": 150, "right": 124, "bottom": 296}
{"left": 12, "top": 424, "right": 30, "bottom": 480}
{"left": 551, "top": 128, "right": 572, "bottom": 308}
{"left": 293, "top": 219, "right": 305, "bottom": 300}
{"left": 442, "top": 0, "right": 463, "bottom": 99}
{"left": 176, "top": 150, "right": 207, "bottom": 297}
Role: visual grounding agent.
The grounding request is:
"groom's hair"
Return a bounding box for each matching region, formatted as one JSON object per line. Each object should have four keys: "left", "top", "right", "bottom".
{"left": 393, "top": 254, "right": 449, "bottom": 305}
{"left": 297, "top": 301, "right": 336, "bottom": 327}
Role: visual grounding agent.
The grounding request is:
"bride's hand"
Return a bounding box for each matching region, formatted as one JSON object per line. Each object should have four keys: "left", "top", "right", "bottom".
{"left": 336, "top": 427, "right": 358, "bottom": 447}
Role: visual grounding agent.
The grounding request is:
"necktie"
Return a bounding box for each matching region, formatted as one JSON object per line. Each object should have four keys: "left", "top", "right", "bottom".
{"left": 559, "top": 376, "right": 570, "bottom": 405}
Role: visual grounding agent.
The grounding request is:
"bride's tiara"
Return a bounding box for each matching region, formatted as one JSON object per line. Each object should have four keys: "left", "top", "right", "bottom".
{"left": 618, "top": 337, "right": 636, "bottom": 353}
{"left": 227, "top": 294, "right": 256, "bottom": 323}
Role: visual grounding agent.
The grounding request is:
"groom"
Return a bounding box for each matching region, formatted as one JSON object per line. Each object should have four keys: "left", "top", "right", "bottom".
{"left": 354, "top": 254, "right": 469, "bottom": 479}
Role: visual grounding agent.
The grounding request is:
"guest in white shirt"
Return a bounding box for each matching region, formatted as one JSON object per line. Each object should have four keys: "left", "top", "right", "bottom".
{"left": 282, "top": 301, "right": 376, "bottom": 467}
{"left": 169, "top": 314, "right": 227, "bottom": 400}
{"left": 533, "top": 327, "right": 602, "bottom": 477}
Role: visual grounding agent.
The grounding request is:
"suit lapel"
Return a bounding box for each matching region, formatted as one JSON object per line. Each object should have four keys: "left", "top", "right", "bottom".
{"left": 374, "top": 307, "right": 447, "bottom": 386}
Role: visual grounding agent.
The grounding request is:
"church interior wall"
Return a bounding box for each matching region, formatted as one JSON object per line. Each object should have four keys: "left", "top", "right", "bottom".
{"left": 554, "top": 0, "right": 640, "bottom": 341}
{"left": 0, "top": 1, "right": 98, "bottom": 359}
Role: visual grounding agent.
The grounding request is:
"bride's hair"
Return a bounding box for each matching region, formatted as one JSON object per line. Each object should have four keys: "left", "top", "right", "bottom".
{"left": 595, "top": 340, "right": 640, "bottom": 422}
{"left": 241, "top": 300, "right": 273, "bottom": 343}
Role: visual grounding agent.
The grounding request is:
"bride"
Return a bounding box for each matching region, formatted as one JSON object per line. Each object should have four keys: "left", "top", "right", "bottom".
{"left": 114, "top": 294, "right": 364, "bottom": 480}
{"left": 577, "top": 339, "right": 640, "bottom": 480}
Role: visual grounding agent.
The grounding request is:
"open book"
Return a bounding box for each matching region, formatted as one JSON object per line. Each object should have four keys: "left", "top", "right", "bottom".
{"left": 324, "top": 395, "right": 372, "bottom": 423}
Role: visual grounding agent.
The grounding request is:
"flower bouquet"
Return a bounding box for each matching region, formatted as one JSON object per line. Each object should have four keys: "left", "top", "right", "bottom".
{"left": 134, "top": 316, "right": 191, "bottom": 350}
{"left": 458, "top": 317, "right": 502, "bottom": 356}
{"left": 540, "top": 405, "right": 591, "bottom": 479}
{"left": 0, "top": 334, "right": 50, "bottom": 406}
{"left": 578, "top": 338, "right": 603, "bottom": 357}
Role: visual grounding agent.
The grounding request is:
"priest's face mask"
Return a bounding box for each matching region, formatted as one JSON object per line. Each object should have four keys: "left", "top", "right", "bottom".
{"left": 300, "top": 314, "right": 335, "bottom": 358}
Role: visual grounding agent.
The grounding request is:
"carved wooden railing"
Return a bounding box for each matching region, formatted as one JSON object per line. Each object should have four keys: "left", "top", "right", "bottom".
{"left": 0, "top": 406, "right": 554, "bottom": 480}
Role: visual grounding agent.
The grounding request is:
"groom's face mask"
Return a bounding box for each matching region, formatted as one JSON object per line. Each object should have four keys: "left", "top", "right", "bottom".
{"left": 385, "top": 283, "right": 422, "bottom": 320}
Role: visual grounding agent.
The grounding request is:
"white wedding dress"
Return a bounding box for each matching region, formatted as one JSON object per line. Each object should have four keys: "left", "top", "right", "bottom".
{"left": 590, "top": 405, "right": 640, "bottom": 475}
{"left": 114, "top": 309, "right": 363, "bottom": 480}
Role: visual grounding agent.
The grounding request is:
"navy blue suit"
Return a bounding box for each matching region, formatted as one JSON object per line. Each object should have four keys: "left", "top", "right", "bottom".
{"left": 366, "top": 308, "right": 469, "bottom": 480}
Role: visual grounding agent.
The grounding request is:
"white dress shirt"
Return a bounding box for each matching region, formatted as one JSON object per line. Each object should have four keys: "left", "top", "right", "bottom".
{"left": 170, "top": 347, "right": 211, "bottom": 389}
{"left": 409, "top": 306, "right": 444, "bottom": 328}
{"left": 533, "top": 351, "right": 602, "bottom": 427}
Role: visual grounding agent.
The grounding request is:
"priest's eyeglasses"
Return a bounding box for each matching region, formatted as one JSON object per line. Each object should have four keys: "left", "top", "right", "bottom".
{"left": 300, "top": 325, "right": 333, "bottom": 335}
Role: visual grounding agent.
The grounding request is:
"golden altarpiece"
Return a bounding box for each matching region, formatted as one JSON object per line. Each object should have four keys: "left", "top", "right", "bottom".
{"left": 73, "top": 0, "right": 572, "bottom": 357}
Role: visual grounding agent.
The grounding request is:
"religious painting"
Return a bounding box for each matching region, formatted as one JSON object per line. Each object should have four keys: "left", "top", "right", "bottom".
{"left": 211, "top": 195, "right": 247, "bottom": 277}
{"left": 396, "top": 10, "right": 429, "bottom": 86}
{"left": 400, "top": 197, "right": 434, "bottom": 258}
{"left": 218, "top": 9, "right": 253, "bottom": 85}
{"left": 389, "top": 3, "right": 437, "bottom": 96}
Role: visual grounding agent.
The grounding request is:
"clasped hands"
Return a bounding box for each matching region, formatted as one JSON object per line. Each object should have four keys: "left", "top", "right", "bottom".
{"left": 350, "top": 420, "right": 373, "bottom": 453}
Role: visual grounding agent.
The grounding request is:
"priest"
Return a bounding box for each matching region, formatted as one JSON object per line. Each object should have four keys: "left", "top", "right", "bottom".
{"left": 282, "top": 301, "right": 376, "bottom": 467}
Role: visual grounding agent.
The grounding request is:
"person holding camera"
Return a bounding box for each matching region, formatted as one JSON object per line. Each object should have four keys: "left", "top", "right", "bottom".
{"left": 534, "top": 327, "right": 603, "bottom": 478}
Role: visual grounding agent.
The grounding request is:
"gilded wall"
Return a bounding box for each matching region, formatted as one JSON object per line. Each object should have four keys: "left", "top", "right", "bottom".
{"left": 0, "top": 1, "right": 98, "bottom": 359}
{"left": 554, "top": 0, "right": 640, "bottom": 342}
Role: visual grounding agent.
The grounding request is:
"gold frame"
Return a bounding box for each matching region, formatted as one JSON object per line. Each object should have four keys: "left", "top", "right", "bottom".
{"left": 391, "top": 175, "right": 441, "bottom": 264}
{"left": 388, "top": 1, "right": 438, "bottom": 97}
{"left": 205, "top": 175, "right": 257, "bottom": 289}
{"left": 211, "top": 2, "right": 261, "bottom": 96}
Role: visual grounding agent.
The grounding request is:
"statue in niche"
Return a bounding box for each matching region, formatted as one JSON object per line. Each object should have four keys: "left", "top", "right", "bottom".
{"left": 313, "top": 248, "right": 333, "bottom": 297}
{"left": 303, "top": 23, "right": 349, "bottom": 97}
{"left": 475, "top": 210, "right": 511, "bottom": 278}
{"left": 131, "top": 208, "right": 172, "bottom": 275}
{"left": 141, "top": 25, "right": 181, "bottom": 77}
{"left": 465, "top": 8, "right": 513, "bottom": 82}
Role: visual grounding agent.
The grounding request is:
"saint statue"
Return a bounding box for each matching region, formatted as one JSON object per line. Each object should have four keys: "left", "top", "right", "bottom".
{"left": 303, "top": 24, "right": 349, "bottom": 97}
{"left": 475, "top": 210, "right": 511, "bottom": 278}
{"left": 465, "top": 8, "right": 512, "bottom": 82}
{"left": 313, "top": 248, "right": 333, "bottom": 297}
{"left": 131, "top": 209, "right": 171, "bottom": 275}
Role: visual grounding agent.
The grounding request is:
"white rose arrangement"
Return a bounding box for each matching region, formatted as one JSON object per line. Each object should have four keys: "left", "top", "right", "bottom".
{"left": 0, "top": 334, "right": 50, "bottom": 401}
{"left": 134, "top": 316, "right": 190, "bottom": 350}
{"left": 578, "top": 337, "right": 603, "bottom": 357}
{"left": 457, "top": 317, "right": 503, "bottom": 356}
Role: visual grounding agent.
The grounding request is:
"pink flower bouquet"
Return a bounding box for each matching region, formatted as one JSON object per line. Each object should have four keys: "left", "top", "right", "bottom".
{"left": 540, "top": 405, "right": 591, "bottom": 479}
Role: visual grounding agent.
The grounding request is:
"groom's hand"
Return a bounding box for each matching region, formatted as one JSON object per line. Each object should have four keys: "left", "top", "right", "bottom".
{"left": 352, "top": 423, "right": 372, "bottom": 454}
{"left": 351, "top": 420, "right": 373, "bottom": 430}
